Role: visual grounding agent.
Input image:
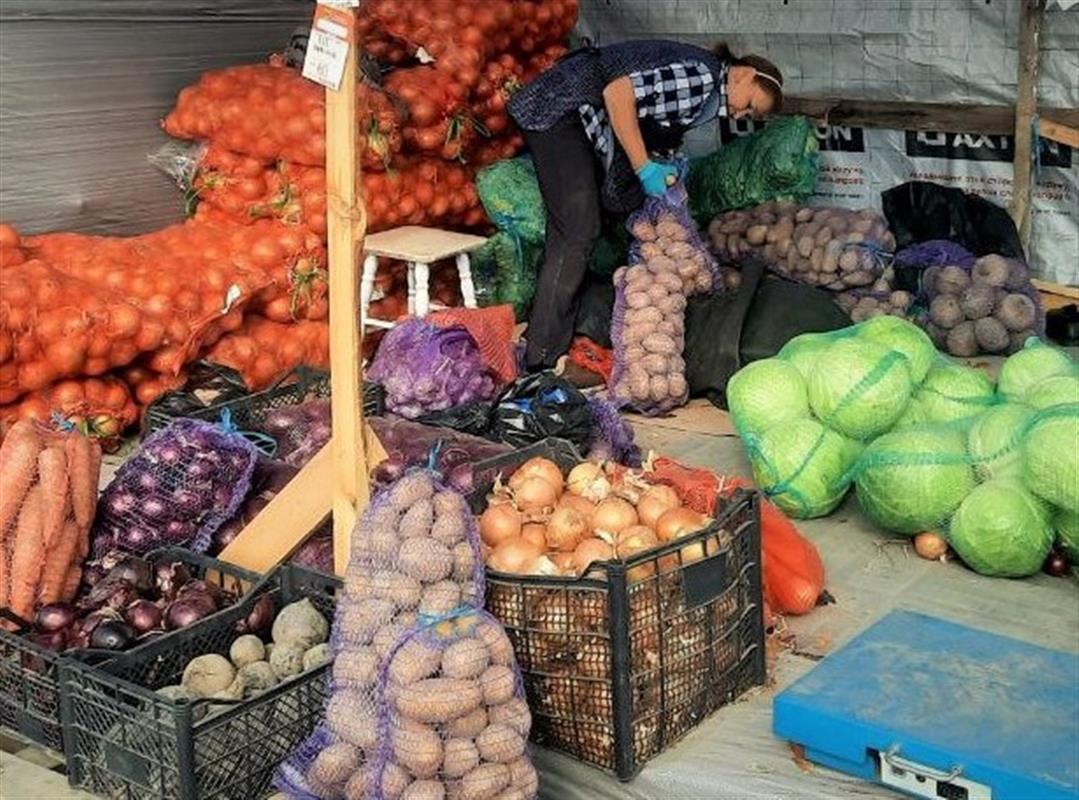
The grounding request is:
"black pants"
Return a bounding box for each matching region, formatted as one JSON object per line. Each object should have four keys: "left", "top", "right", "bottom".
{"left": 523, "top": 115, "right": 602, "bottom": 371}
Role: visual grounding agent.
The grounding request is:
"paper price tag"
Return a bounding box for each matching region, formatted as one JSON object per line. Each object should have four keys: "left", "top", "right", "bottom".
{"left": 317, "top": 0, "right": 359, "bottom": 7}
{"left": 302, "top": 4, "right": 355, "bottom": 91}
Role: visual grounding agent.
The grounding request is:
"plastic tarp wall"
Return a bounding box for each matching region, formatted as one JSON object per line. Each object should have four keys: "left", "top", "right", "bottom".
{"left": 0, "top": 0, "right": 310, "bottom": 236}
{"left": 579, "top": 0, "right": 1079, "bottom": 284}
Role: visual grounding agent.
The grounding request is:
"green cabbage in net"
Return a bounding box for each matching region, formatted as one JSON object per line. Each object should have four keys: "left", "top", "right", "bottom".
{"left": 896, "top": 362, "right": 996, "bottom": 427}
{"left": 1054, "top": 506, "right": 1079, "bottom": 564}
{"left": 1021, "top": 404, "right": 1079, "bottom": 512}
{"left": 687, "top": 115, "right": 819, "bottom": 224}
{"left": 727, "top": 358, "right": 809, "bottom": 436}
{"left": 967, "top": 403, "right": 1034, "bottom": 482}
{"left": 948, "top": 480, "right": 1053, "bottom": 577}
{"left": 745, "top": 418, "right": 861, "bottom": 518}
{"left": 854, "top": 426, "right": 975, "bottom": 535}
{"left": 997, "top": 338, "right": 1074, "bottom": 402}
{"left": 807, "top": 338, "right": 914, "bottom": 440}
{"left": 777, "top": 331, "right": 833, "bottom": 381}
{"left": 1023, "top": 374, "right": 1079, "bottom": 410}
{"left": 856, "top": 316, "right": 936, "bottom": 384}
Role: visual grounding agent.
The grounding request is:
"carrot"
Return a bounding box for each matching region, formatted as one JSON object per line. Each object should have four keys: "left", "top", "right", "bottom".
{"left": 37, "top": 519, "right": 81, "bottom": 607}
{"left": 37, "top": 444, "right": 70, "bottom": 551}
{"left": 8, "top": 485, "right": 44, "bottom": 620}
{"left": 0, "top": 421, "right": 42, "bottom": 536}
{"left": 61, "top": 564, "right": 82, "bottom": 603}
{"left": 66, "top": 434, "right": 98, "bottom": 530}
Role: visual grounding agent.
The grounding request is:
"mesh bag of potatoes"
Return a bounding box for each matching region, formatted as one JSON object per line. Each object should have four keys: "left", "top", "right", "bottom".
{"left": 707, "top": 202, "right": 896, "bottom": 291}
{"left": 275, "top": 469, "right": 486, "bottom": 800}
{"left": 917, "top": 251, "right": 1045, "bottom": 358}
{"left": 367, "top": 608, "right": 538, "bottom": 800}
{"left": 610, "top": 167, "right": 718, "bottom": 415}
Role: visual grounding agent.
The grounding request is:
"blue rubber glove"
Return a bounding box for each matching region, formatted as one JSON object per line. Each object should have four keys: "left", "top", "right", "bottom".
{"left": 635, "top": 160, "right": 678, "bottom": 197}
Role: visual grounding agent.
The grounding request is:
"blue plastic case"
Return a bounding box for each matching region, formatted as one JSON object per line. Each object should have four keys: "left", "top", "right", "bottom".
{"left": 774, "top": 610, "right": 1079, "bottom": 800}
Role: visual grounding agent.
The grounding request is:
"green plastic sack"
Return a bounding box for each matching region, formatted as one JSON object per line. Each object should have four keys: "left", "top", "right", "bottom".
{"left": 687, "top": 115, "right": 819, "bottom": 224}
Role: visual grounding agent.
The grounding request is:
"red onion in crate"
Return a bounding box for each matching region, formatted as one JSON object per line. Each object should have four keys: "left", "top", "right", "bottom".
{"left": 33, "top": 603, "right": 76, "bottom": 633}
{"left": 124, "top": 600, "right": 163, "bottom": 634}
{"left": 153, "top": 561, "right": 192, "bottom": 600}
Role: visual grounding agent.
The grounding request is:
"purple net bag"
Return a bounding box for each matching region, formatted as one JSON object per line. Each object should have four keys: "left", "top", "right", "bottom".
{"left": 275, "top": 469, "right": 486, "bottom": 800}
{"left": 92, "top": 419, "right": 257, "bottom": 557}
{"left": 264, "top": 400, "right": 334, "bottom": 468}
{"left": 368, "top": 319, "right": 499, "bottom": 420}
{"left": 369, "top": 607, "right": 538, "bottom": 800}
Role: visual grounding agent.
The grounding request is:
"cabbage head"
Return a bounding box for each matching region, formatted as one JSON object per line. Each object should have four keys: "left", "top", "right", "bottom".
{"left": 997, "top": 339, "right": 1074, "bottom": 402}
{"left": 897, "top": 362, "right": 994, "bottom": 427}
{"left": 778, "top": 331, "right": 834, "bottom": 381}
{"left": 1021, "top": 404, "right": 1079, "bottom": 512}
{"left": 1023, "top": 374, "right": 1079, "bottom": 410}
{"left": 727, "top": 358, "right": 809, "bottom": 436}
{"left": 967, "top": 403, "right": 1033, "bottom": 482}
{"left": 856, "top": 315, "right": 936, "bottom": 384}
{"left": 948, "top": 480, "right": 1052, "bottom": 577}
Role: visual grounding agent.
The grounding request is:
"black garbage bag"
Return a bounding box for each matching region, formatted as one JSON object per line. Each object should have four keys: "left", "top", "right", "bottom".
{"left": 491, "top": 372, "right": 594, "bottom": 450}
{"left": 416, "top": 400, "right": 495, "bottom": 438}
{"left": 882, "top": 180, "right": 1024, "bottom": 259}
{"left": 684, "top": 260, "right": 850, "bottom": 407}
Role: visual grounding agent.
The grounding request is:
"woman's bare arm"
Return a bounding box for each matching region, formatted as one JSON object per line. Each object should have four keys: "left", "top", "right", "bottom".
{"left": 603, "top": 76, "right": 647, "bottom": 170}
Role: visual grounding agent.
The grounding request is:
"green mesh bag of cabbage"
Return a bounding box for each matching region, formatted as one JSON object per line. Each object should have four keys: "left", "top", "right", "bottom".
{"left": 687, "top": 115, "right": 818, "bottom": 224}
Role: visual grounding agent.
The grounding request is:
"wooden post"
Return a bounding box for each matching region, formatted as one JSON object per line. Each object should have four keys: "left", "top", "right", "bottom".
{"left": 325, "top": 6, "right": 370, "bottom": 576}
{"left": 1010, "top": 0, "right": 1045, "bottom": 249}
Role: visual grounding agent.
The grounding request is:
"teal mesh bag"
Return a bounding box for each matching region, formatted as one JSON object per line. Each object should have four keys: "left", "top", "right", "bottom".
{"left": 687, "top": 115, "right": 819, "bottom": 224}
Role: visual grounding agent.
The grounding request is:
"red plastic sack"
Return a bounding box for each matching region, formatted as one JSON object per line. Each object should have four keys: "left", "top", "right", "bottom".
{"left": 429, "top": 305, "right": 518, "bottom": 385}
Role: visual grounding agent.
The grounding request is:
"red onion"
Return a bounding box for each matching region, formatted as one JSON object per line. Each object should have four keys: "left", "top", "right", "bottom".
{"left": 213, "top": 485, "right": 233, "bottom": 507}
{"left": 235, "top": 594, "right": 274, "bottom": 636}
{"left": 153, "top": 561, "right": 192, "bottom": 600}
{"left": 118, "top": 527, "right": 157, "bottom": 552}
{"left": 156, "top": 445, "right": 182, "bottom": 464}
{"left": 124, "top": 599, "right": 163, "bottom": 634}
{"left": 140, "top": 497, "right": 167, "bottom": 520}
{"left": 136, "top": 472, "right": 159, "bottom": 492}
{"left": 164, "top": 598, "right": 213, "bottom": 630}
{"left": 76, "top": 609, "right": 119, "bottom": 639}
{"left": 185, "top": 460, "right": 213, "bottom": 480}
{"left": 178, "top": 579, "right": 225, "bottom": 606}
{"left": 90, "top": 620, "right": 136, "bottom": 650}
{"left": 211, "top": 518, "right": 244, "bottom": 554}
{"left": 241, "top": 496, "right": 271, "bottom": 524}
{"left": 105, "top": 556, "right": 153, "bottom": 593}
{"left": 32, "top": 630, "right": 68, "bottom": 653}
{"left": 78, "top": 579, "right": 137, "bottom": 612}
{"left": 106, "top": 491, "right": 137, "bottom": 516}
{"left": 33, "top": 603, "right": 77, "bottom": 633}
{"left": 1044, "top": 550, "right": 1070, "bottom": 578}
{"left": 445, "top": 464, "right": 474, "bottom": 495}
{"left": 165, "top": 519, "right": 195, "bottom": 542}
{"left": 372, "top": 454, "right": 406, "bottom": 486}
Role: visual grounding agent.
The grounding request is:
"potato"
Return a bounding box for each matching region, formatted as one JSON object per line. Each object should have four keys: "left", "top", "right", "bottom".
{"left": 795, "top": 207, "right": 815, "bottom": 223}
{"left": 631, "top": 220, "right": 657, "bottom": 241}
{"left": 838, "top": 249, "right": 860, "bottom": 273}
{"left": 381, "top": 762, "right": 411, "bottom": 800}
{"left": 394, "top": 678, "right": 483, "bottom": 723}
{"left": 785, "top": 246, "right": 800, "bottom": 271}
{"left": 668, "top": 373, "right": 688, "bottom": 397}
{"left": 655, "top": 272, "right": 683, "bottom": 292}
{"left": 508, "top": 757, "right": 538, "bottom": 796}
{"left": 399, "top": 497, "right": 434, "bottom": 538}
{"left": 390, "top": 472, "right": 435, "bottom": 511}
{"left": 822, "top": 239, "right": 842, "bottom": 272}
{"left": 745, "top": 224, "right": 768, "bottom": 246}
{"left": 431, "top": 737, "right": 479, "bottom": 781}
{"left": 796, "top": 234, "right": 816, "bottom": 258}
{"left": 776, "top": 236, "right": 792, "bottom": 257}
{"left": 334, "top": 647, "right": 379, "bottom": 689}
{"left": 309, "top": 742, "right": 360, "bottom": 790}
{"left": 327, "top": 694, "right": 378, "bottom": 750}
{"left": 761, "top": 243, "right": 777, "bottom": 263}
{"left": 814, "top": 226, "right": 833, "bottom": 246}
{"left": 401, "top": 780, "right": 445, "bottom": 800}
{"left": 474, "top": 621, "right": 515, "bottom": 666}
{"left": 710, "top": 232, "right": 727, "bottom": 253}
{"left": 623, "top": 345, "right": 646, "bottom": 364}
{"left": 626, "top": 367, "right": 651, "bottom": 402}
{"left": 630, "top": 307, "right": 662, "bottom": 326}
{"left": 843, "top": 270, "right": 875, "bottom": 287}
{"left": 649, "top": 375, "right": 670, "bottom": 402}
{"left": 852, "top": 218, "right": 873, "bottom": 234}
{"left": 647, "top": 282, "right": 670, "bottom": 303}
{"left": 371, "top": 571, "right": 423, "bottom": 610}
{"left": 446, "top": 707, "right": 488, "bottom": 738}
{"left": 389, "top": 637, "right": 443, "bottom": 684}
{"left": 827, "top": 216, "right": 850, "bottom": 236}
{"left": 640, "top": 353, "right": 668, "bottom": 375}
{"left": 768, "top": 217, "right": 794, "bottom": 243}
{"left": 657, "top": 294, "right": 686, "bottom": 316}
{"left": 339, "top": 597, "right": 396, "bottom": 644}
{"left": 476, "top": 723, "right": 526, "bottom": 764}
{"left": 622, "top": 321, "right": 654, "bottom": 345}
{"left": 344, "top": 768, "right": 371, "bottom": 800}
{"left": 459, "top": 764, "right": 511, "bottom": 800}
{"left": 450, "top": 541, "right": 476, "bottom": 585}
{"left": 645, "top": 255, "right": 677, "bottom": 274}
{"left": 657, "top": 319, "right": 680, "bottom": 338}
{"left": 182, "top": 654, "right": 236, "bottom": 698}
{"left": 625, "top": 290, "right": 650, "bottom": 309}
{"left": 642, "top": 333, "right": 677, "bottom": 355}
{"left": 810, "top": 247, "right": 824, "bottom": 272}
{"left": 430, "top": 512, "right": 466, "bottom": 547}
{"left": 638, "top": 242, "right": 663, "bottom": 261}
{"left": 442, "top": 638, "right": 490, "bottom": 680}
{"left": 479, "top": 664, "right": 517, "bottom": 706}
{"left": 419, "top": 580, "right": 462, "bottom": 616}
{"left": 393, "top": 719, "right": 443, "bottom": 778}
{"left": 399, "top": 538, "right": 454, "bottom": 583}
{"left": 487, "top": 698, "right": 531, "bottom": 738}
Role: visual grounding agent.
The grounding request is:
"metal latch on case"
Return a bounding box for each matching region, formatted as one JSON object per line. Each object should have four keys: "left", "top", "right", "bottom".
{"left": 877, "top": 744, "right": 991, "bottom": 800}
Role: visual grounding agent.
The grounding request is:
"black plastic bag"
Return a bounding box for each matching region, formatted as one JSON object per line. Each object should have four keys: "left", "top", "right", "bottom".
{"left": 684, "top": 260, "right": 850, "bottom": 407}
{"left": 146, "top": 361, "right": 250, "bottom": 418}
{"left": 416, "top": 400, "right": 495, "bottom": 438}
{"left": 881, "top": 181, "right": 1024, "bottom": 259}
{"left": 491, "top": 372, "right": 594, "bottom": 450}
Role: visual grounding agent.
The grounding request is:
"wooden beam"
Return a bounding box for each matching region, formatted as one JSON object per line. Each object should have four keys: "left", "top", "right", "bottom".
{"left": 325, "top": 5, "right": 370, "bottom": 576}
{"left": 1039, "top": 118, "right": 1079, "bottom": 150}
{"left": 1011, "top": 0, "right": 1046, "bottom": 247}
{"left": 782, "top": 96, "right": 1079, "bottom": 136}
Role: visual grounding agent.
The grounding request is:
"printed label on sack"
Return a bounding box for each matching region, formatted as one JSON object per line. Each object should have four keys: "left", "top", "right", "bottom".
{"left": 303, "top": 4, "right": 355, "bottom": 91}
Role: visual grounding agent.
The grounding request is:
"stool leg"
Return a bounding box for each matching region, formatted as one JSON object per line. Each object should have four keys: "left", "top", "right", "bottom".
{"left": 360, "top": 254, "right": 378, "bottom": 327}
{"left": 414, "top": 261, "right": 431, "bottom": 317}
{"left": 456, "top": 252, "right": 477, "bottom": 308}
{"left": 406, "top": 263, "right": 416, "bottom": 315}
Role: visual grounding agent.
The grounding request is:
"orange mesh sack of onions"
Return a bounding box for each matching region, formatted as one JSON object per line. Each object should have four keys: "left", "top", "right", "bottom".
{"left": 610, "top": 161, "right": 719, "bottom": 416}
{"left": 275, "top": 468, "right": 486, "bottom": 800}
{"left": 365, "top": 608, "right": 538, "bottom": 800}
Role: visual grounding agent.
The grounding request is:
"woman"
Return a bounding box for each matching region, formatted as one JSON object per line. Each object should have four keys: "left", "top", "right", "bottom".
{"left": 509, "top": 40, "right": 783, "bottom": 378}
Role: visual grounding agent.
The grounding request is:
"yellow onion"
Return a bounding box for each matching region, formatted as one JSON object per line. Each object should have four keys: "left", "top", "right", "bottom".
{"left": 572, "top": 537, "right": 614, "bottom": 576}
{"left": 486, "top": 538, "right": 545, "bottom": 574}
{"left": 592, "top": 497, "right": 638, "bottom": 536}
{"left": 546, "top": 506, "right": 589, "bottom": 552}
{"left": 514, "top": 476, "right": 559, "bottom": 514}
{"left": 565, "top": 462, "right": 611, "bottom": 503}
{"left": 509, "top": 458, "right": 564, "bottom": 497}
{"left": 655, "top": 507, "right": 706, "bottom": 543}
{"left": 550, "top": 552, "right": 577, "bottom": 575}
{"left": 520, "top": 523, "right": 548, "bottom": 549}
{"left": 558, "top": 494, "right": 596, "bottom": 524}
{"left": 914, "top": 531, "right": 948, "bottom": 560}
{"left": 617, "top": 527, "right": 660, "bottom": 583}
{"left": 636, "top": 485, "right": 681, "bottom": 530}
{"left": 478, "top": 503, "right": 522, "bottom": 548}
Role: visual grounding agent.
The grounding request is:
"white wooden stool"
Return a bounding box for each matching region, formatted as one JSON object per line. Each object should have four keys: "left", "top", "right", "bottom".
{"left": 361, "top": 226, "right": 488, "bottom": 328}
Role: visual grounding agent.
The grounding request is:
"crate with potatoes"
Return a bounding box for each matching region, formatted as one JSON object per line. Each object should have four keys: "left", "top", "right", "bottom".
{"left": 471, "top": 441, "right": 765, "bottom": 779}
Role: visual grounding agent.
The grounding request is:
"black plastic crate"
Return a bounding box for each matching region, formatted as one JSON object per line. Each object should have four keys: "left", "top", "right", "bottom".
{"left": 143, "top": 368, "right": 385, "bottom": 452}
{"left": 0, "top": 548, "right": 258, "bottom": 757}
{"left": 475, "top": 441, "right": 766, "bottom": 780}
{"left": 60, "top": 564, "right": 339, "bottom": 800}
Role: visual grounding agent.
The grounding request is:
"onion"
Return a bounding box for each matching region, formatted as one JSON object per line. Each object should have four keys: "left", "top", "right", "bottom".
{"left": 372, "top": 454, "right": 406, "bottom": 485}
{"left": 118, "top": 527, "right": 157, "bottom": 552}
{"left": 616, "top": 527, "right": 660, "bottom": 583}
{"left": 79, "top": 579, "right": 137, "bottom": 613}
{"left": 445, "top": 463, "right": 474, "bottom": 495}
{"left": 565, "top": 462, "right": 610, "bottom": 503}
{"left": 636, "top": 485, "right": 681, "bottom": 530}
{"left": 486, "top": 538, "right": 544, "bottom": 574}
{"left": 172, "top": 488, "right": 202, "bottom": 514}
{"left": 520, "top": 523, "right": 547, "bottom": 549}
{"left": 164, "top": 598, "right": 213, "bottom": 630}
{"left": 106, "top": 491, "right": 137, "bottom": 516}
{"left": 178, "top": 579, "right": 225, "bottom": 607}
{"left": 33, "top": 630, "right": 68, "bottom": 653}
{"left": 153, "top": 561, "right": 192, "bottom": 600}
{"left": 1044, "top": 550, "right": 1069, "bottom": 578}
{"left": 90, "top": 620, "right": 136, "bottom": 651}
{"left": 136, "top": 473, "right": 159, "bottom": 492}
{"left": 509, "top": 458, "right": 564, "bottom": 497}
{"left": 513, "top": 477, "right": 558, "bottom": 514}
{"left": 550, "top": 552, "right": 577, "bottom": 575}
{"left": 913, "top": 532, "right": 948, "bottom": 561}
{"left": 592, "top": 498, "right": 638, "bottom": 536}
{"left": 140, "top": 497, "right": 168, "bottom": 520}
{"left": 76, "top": 610, "right": 119, "bottom": 639}
{"left": 33, "top": 603, "right": 76, "bottom": 633}
{"left": 105, "top": 556, "right": 153, "bottom": 593}
{"left": 546, "top": 506, "right": 588, "bottom": 553}
{"left": 655, "top": 507, "right": 706, "bottom": 543}
{"left": 479, "top": 503, "right": 522, "bottom": 547}
{"left": 572, "top": 538, "right": 614, "bottom": 576}
{"left": 124, "top": 600, "right": 163, "bottom": 634}
{"left": 212, "top": 518, "right": 244, "bottom": 553}
{"left": 235, "top": 593, "right": 274, "bottom": 636}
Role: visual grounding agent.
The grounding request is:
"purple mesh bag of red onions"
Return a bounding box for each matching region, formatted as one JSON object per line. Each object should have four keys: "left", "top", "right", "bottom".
{"left": 92, "top": 419, "right": 257, "bottom": 556}
{"left": 368, "top": 318, "right": 499, "bottom": 420}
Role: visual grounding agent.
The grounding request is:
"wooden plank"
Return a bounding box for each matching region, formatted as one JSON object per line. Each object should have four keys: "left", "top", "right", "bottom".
{"left": 782, "top": 96, "right": 1079, "bottom": 136}
{"left": 1039, "top": 118, "right": 1079, "bottom": 150}
{"left": 1011, "top": 0, "right": 1046, "bottom": 247}
{"left": 324, "top": 6, "right": 370, "bottom": 576}
{"left": 1031, "top": 278, "right": 1079, "bottom": 300}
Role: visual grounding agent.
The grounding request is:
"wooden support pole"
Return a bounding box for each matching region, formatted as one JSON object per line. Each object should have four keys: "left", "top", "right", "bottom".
{"left": 1011, "top": 0, "right": 1045, "bottom": 249}
{"left": 325, "top": 7, "right": 370, "bottom": 576}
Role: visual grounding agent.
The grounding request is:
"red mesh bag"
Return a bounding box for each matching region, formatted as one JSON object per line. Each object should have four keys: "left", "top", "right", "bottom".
{"left": 568, "top": 336, "right": 613, "bottom": 383}
{"left": 429, "top": 305, "right": 517, "bottom": 385}
{"left": 0, "top": 377, "right": 138, "bottom": 446}
{"left": 205, "top": 316, "right": 329, "bottom": 391}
